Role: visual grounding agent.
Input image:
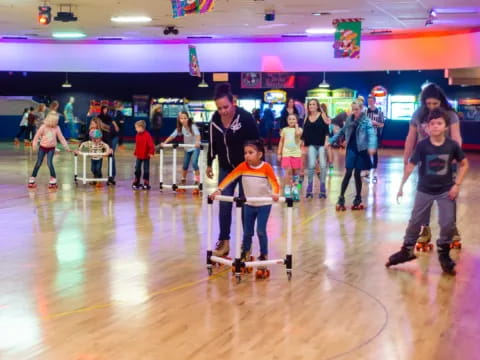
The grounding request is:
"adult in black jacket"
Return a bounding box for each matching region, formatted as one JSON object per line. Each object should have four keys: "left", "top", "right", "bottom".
{"left": 207, "top": 83, "right": 260, "bottom": 256}
{"left": 279, "top": 98, "right": 299, "bottom": 129}
{"left": 98, "top": 105, "right": 119, "bottom": 185}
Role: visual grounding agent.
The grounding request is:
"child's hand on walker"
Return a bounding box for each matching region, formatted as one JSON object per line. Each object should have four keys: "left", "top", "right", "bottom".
{"left": 272, "top": 194, "right": 279, "bottom": 202}
{"left": 209, "top": 190, "right": 221, "bottom": 200}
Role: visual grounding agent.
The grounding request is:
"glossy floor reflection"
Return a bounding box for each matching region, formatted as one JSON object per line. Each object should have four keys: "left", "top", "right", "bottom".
{"left": 0, "top": 143, "right": 479, "bottom": 360}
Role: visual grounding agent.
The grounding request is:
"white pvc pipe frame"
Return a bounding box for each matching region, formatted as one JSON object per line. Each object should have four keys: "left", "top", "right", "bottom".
{"left": 159, "top": 143, "right": 204, "bottom": 191}
{"left": 206, "top": 195, "right": 294, "bottom": 281}
{"left": 74, "top": 153, "right": 112, "bottom": 185}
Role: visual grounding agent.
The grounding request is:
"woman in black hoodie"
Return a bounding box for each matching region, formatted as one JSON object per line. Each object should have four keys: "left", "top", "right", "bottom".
{"left": 98, "top": 105, "right": 119, "bottom": 185}
{"left": 207, "top": 83, "right": 260, "bottom": 256}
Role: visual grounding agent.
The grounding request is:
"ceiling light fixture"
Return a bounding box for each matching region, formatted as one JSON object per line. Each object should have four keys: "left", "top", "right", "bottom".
{"left": 52, "top": 32, "right": 86, "bottom": 39}
{"left": 198, "top": 73, "right": 209, "bottom": 88}
{"left": 111, "top": 16, "right": 152, "bottom": 23}
{"left": 306, "top": 28, "right": 335, "bottom": 35}
{"left": 318, "top": 72, "right": 330, "bottom": 88}
{"left": 62, "top": 72, "right": 72, "bottom": 88}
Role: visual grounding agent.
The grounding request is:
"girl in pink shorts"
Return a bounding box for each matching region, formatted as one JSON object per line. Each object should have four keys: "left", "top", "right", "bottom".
{"left": 277, "top": 113, "right": 303, "bottom": 201}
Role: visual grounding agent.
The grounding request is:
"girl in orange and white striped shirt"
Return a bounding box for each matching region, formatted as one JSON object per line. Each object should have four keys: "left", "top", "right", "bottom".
{"left": 211, "top": 140, "right": 280, "bottom": 262}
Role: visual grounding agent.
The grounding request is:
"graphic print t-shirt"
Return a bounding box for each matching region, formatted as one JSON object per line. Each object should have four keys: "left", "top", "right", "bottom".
{"left": 410, "top": 138, "right": 465, "bottom": 195}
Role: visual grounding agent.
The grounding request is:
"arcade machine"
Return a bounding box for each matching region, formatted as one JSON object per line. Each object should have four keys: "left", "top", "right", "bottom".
{"left": 305, "top": 88, "right": 333, "bottom": 116}
{"left": 262, "top": 90, "right": 287, "bottom": 119}
{"left": 458, "top": 98, "right": 480, "bottom": 121}
{"left": 370, "top": 85, "right": 388, "bottom": 115}
{"left": 331, "top": 88, "right": 357, "bottom": 116}
{"left": 150, "top": 97, "right": 189, "bottom": 138}
{"left": 387, "top": 95, "right": 417, "bottom": 121}
{"left": 237, "top": 98, "right": 262, "bottom": 113}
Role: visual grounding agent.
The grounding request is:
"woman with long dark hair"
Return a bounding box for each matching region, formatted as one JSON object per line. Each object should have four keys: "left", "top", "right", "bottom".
{"left": 279, "top": 98, "right": 299, "bottom": 129}
{"left": 207, "top": 83, "right": 260, "bottom": 257}
{"left": 98, "top": 105, "right": 119, "bottom": 185}
{"left": 404, "top": 83, "right": 463, "bottom": 248}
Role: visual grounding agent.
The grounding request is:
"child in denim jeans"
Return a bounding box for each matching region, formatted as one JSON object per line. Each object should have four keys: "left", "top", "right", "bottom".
{"left": 210, "top": 140, "right": 280, "bottom": 264}
{"left": 161, "top": 111, "right": 201, "bottom": 193}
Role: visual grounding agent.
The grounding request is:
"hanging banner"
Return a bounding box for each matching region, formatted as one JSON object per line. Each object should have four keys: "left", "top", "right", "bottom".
{"left": 188, "top": 45, "right": 201, "bottom": 77}
{"left": 241, "top": 72, "right": 262, "bottom": 89}
{"left": 172, "top": 0, "right": 215, "bottom": 18}
{"left": 333, "top": 18, "right": 362, "bottom": 59}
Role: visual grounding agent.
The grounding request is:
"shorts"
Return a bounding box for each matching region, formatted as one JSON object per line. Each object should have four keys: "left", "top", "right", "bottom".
{"left": 281, "top": 156, "right": 302, "bottom": 169}
{"left": 345, "top": 148, "right": 371, "bottom": 170}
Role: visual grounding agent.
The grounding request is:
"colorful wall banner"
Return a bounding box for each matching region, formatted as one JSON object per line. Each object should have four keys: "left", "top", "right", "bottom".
{"left": 241, "top": 72, "right": 262, "bottom": 89}
{"left": 333, "top": 18, "right": 362, "bottom": 59}
{"left": 172, "top": 0, "right": 215, "bottom": 18}
{"left": 188, "top": 45, "right": 201, "bottom": 77}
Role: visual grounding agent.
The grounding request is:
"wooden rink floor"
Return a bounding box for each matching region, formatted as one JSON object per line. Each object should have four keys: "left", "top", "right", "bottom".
{"left": 0, "top": 142, "right": 479, "bottom": 360}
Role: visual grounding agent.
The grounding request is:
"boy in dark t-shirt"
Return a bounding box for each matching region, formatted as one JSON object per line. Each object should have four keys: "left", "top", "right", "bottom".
{"left": 386, "top": 109, "right": 469, "bottom": 275}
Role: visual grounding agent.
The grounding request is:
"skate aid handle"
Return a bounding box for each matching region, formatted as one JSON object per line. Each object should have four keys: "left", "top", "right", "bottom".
{"left": 211, "top": 195, "right": 286, "bottom": 204}
{"left": 79, "top": 152, "right": 110, "bottom": 157}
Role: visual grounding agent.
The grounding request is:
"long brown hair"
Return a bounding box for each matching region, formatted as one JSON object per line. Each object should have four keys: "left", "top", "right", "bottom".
{"left": 176, "top": 111, "right": 193, "bottom": 134}
{"left": 320, "top": 103, "right": 329, "bottom": 116}
{"left": 307, "top": 99, "right": 321, "bottom": 116}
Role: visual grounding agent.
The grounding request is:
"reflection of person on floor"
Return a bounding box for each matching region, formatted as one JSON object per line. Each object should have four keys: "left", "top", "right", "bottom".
{"left": 387, "top": 108, "right": 469, "bottom": 274}
{"left": 329, "top": 100, "right": 377, "bottom": 210}
{"left": 403, "top": 83, "right": 463, "bottom": 246}
{"left": 210, "top": 139, "right": 279, "bottom": 263}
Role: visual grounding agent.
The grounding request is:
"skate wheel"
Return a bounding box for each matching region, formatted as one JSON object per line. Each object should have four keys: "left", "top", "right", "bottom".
{"left": 429, "top": 244, "right": 434, "bottom": 250}
{"left": 207, "top": 267, "right": 213, "bottom": 276}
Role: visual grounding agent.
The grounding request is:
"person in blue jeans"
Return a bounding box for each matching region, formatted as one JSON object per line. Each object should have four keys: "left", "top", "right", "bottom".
{"left": 329, "top": 100, "right": 377, "bottom": 210}
{"left": 207, "top": 83, "right": 260, "bottom": 256}
{"left": 210, "top": 140, "right": 280, "bottom": 262}
{"left": 161, "top": 111, "right": 201, "bottom": 193}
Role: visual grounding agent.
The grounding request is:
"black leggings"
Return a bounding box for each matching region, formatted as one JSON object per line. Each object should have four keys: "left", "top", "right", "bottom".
{"left": 340, "top": 168, "right": 362, "bottom": 198}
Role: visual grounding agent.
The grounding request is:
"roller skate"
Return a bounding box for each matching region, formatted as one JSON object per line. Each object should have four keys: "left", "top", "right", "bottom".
{"left": 14, "top": 138, "right": 20, "bottom": 145}
{"left": 142, "top": 180, "right": 151, "bottom": 190}
{"left": 192, "top": 181, "right": 200, "bottom": 195}
{"left": 132, "top": 179, "right": 142, "bottom": 190}
{"left": 27, "top": 177, "right": 36, "bottom": 189}
{"left": 415, "top": 225, "right": 433, "bottom": 252}
{"left": 48, "top": 177, "right": 58, "bottom": 190}
{"left": 351, "top": 195, "right": 364, "bottom": 210}
{"left": 305, "top": 182, "right": 313, "bottom": 199}
{"left": 336, "top": 195, "right": 346, "bottom": 211}
{"left": 176, "top": 179, "right": 187, "bottom": 193}
{"left": 319, "top": 183, "right": 327, "bottom": 199}
{"left": 232, "top": 249, "right": 254, "bottom": 274}
{"left": 24, "top": 140, "right": 31, "bottom": 147}
{"left": 213, "top": 240, "right": 230, "bottom": 257}
{"left": 292, "top": 185, "right": 300, "bottom": 202}
{"left": 283, "top": 185, "right": 292, "bottom": 199}
{"left": 438, "top": 245, "right": 456, "bottom": 275}
{"left": 385, "top": 246, "right": 417, "bottom": 268}
{"left": 255, "top": 255, "right": 270, "bottom": 279}
{"left": 450, "top": 226, "right": 462, "bottom": 249}
{"left": 107, "top": 177, "right": 116, "bottom": 186}
{"left": 95, "top": 181, "right": 104, "bottom": 189}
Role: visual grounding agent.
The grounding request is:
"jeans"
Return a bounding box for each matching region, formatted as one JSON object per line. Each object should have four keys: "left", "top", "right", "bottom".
{"left": 218, "top": 167, "right": 244, "bottom": 241}
{"left": 307, "top": 145, "right": 327, "bottom": 185}
{"left": 183, "top": 149, "right": 200, "bottom": 171}
{"left": 403, "top": 191, "right": 456, "bottom": 249}
{"left": 135, "top": 158, "right": 150, "bottom": 182}
{"left": 16, "top": 125, "right": 27, "bottom": 139}
{"left": 32, "top": 148, "right": 56, "bottom": 178}
{"left": 91, "top": 159, "right": 103, "bottom": 178}
{"left": 243, "top": 205, "right": 272, "bottom": 255}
